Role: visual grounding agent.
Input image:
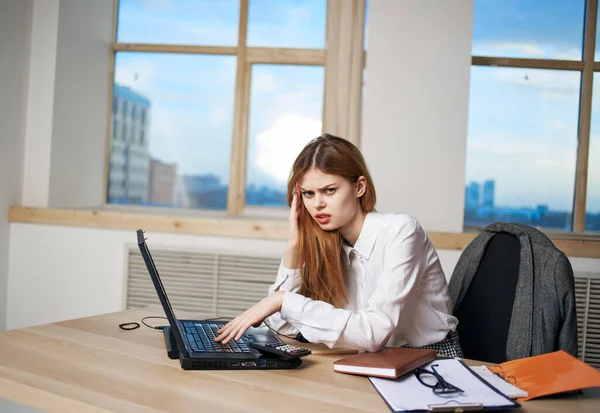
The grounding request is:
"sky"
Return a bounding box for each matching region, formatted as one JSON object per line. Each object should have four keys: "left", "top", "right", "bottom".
{"left": 113, "top": 0, "right": 599, "bottom": 214}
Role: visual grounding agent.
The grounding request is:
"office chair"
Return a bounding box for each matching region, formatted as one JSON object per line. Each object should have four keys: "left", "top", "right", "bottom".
{"left": 452, "top": 232, "right": 520, "bottom": 364}
{"left": 449, "top": 222, "right": 578, "bottom": 364}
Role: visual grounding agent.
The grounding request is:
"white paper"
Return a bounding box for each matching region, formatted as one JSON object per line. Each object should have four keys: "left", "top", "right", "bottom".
{"left": 470, "top": 365, "right": 528, "bottom": 399}
{"left": 369, "top": 359, "right": 516, "bottom": 412}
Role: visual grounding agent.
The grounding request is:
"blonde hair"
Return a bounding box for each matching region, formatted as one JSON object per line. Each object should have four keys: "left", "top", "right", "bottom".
{"left": 287, "top": 134, "right": 376, "bottom": 308}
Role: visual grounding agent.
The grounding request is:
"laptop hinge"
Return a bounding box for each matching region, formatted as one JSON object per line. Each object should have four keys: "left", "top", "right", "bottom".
{"left": 163, "top": 327, "right": 179, "bottom": 359}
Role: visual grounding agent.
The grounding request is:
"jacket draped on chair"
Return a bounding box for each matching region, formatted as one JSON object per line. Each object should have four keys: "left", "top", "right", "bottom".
{"left": 448, "top": 222, "right": 578, "bottom": 361}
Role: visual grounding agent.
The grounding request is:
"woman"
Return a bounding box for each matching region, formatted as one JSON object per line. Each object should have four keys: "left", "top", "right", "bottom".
{"left": 215, "top": 134, "right": 462, "bottom": 357}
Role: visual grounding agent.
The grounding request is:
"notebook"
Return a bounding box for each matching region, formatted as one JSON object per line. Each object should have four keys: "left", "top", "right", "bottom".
{"left": 136, "top": 229, "right": 302, "bottom": 371}
{"left": 333, "top": 347, "right": 437, "bottom": 379}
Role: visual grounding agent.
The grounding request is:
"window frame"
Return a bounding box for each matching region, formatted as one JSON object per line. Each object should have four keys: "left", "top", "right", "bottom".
{"left": 104, "top": 0, "right": 334, "bottom": 216}
{"left": 470, "top": 0, "right": 598, "bottom": 233}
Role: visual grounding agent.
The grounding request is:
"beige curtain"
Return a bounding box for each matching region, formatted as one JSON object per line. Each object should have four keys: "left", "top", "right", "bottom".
{"left": 323, "top": 0, "right": 366, "bottom": 146}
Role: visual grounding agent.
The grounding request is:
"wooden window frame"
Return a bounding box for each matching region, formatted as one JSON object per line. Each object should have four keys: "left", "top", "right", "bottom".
{"left": 104, "top": 0, "right": 330, "bottom": 217}
{"left": 471, "top": 0, "right": 598, "bottom": 233}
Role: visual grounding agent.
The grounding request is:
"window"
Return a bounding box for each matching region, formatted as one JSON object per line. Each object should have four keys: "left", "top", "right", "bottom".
{"left": 246, "top": 64, "right": 325, "bottom": 207}
{"left": 466, "top": 0, "right": 598, "bottom": 233}
{"left": 106, "top": 0, "right": 346, "bottom": 212}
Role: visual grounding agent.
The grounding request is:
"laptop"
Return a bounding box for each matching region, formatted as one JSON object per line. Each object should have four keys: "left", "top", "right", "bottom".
{"left": 136, "top": 229, "right": 302, "bottom": 370}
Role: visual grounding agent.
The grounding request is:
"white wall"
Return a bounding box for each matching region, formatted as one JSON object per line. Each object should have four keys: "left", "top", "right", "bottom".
{"left": 21, "top": 0, "right": 59, "bottom": 207}
{"left": 0, "top": 0, "right": 32, "bottom": 330}
{"left": 7, "top": 224, "right": 287, "bottom": 329}
{"left": 361, "top": 0, "right": 473, "bottom": 232}
{"left": 48, "top": 0, "right": 113, "bottom": 208}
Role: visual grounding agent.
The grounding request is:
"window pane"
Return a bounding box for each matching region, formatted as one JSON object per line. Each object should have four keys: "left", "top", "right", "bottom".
{"left": 116, "top": 0, "right": 239, "bottom": 46}
{"left": 246, "top": 64, "right": 324, "bottom": 207}
{"left": 247, "top": 0, "right": 326, "bottom": 48}
{"left": 587, "top": 73, "right": 600, "bottom": 231}
{"left": 465, "top": 66, "right": 580, "bottom": 231}
{"left": 472, "top": 0, "right": 584, "bottom": 60}
{"left": 108, "top": 52, "right": 236, "bottom": 210}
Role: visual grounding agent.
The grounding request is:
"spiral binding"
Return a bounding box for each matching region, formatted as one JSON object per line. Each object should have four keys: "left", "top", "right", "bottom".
{"left": 489, "top": 365, "right": 518, "bottom": 385}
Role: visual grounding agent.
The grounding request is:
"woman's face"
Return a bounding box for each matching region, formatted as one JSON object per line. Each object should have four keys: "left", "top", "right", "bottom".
{"left": 298, "top": 168, "right": 365, "bottom": 232}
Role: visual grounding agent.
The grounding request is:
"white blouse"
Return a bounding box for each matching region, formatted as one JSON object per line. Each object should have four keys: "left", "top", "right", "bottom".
{"left": 265, "top": 212, "right": 458, "bottom": 352}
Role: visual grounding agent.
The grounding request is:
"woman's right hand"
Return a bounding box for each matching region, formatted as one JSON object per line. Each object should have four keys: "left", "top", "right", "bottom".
{"left": 288, "top": 184, "right": 301, "bottom": 245}
{"left": 283, "top": 185, "right": 301, "bottom": 268}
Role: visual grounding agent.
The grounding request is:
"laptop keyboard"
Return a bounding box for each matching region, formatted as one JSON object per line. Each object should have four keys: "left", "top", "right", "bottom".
{"left": 182, "top": 321, "right": 252, "bottom": 353}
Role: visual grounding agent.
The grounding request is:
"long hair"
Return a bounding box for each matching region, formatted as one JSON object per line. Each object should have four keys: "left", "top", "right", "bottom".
{"left": 286, "top": 134, "right": 376, "bottom": 308}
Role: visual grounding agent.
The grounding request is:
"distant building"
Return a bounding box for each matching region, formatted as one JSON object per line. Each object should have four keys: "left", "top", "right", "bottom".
{"left": 476, "top": 205, "right": 545, "bottom": 222}
{"left": 246, "top": 183, "right": 287, "bottom": 207}
{"left": 107, "top": 84, "right": 151, "bottom": 204}
{"left": 149, "top": 159, "right": 177, "bottom": 206}
{"left": 465, "top": 181, "right": 480, "bottom": 209}
{"left": 483, "top": 180, "right": 495, "bottom": 207}
{"left": 177, "top": 174, "right": 226, "bottom": 209}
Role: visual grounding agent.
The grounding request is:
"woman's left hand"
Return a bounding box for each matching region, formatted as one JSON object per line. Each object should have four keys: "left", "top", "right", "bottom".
{"left": 215, "top": 291, "right": 286, "bottom": 345}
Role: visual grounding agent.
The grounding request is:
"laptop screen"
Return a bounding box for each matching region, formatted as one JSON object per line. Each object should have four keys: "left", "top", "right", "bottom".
{"left": 136, "top": 229, "right": 190, "bottom": 358}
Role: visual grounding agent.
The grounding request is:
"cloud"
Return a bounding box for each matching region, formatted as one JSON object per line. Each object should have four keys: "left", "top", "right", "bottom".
{"left": 468, "top": 137, "right": 536, "bottom": 156}
{"left": 490, "top": 67, "right": 579, "bottom": 98}
{"left": 494, "top": 42, "right": 546, "bottom": 57}
{"left": 252, "top": 72, "right": 280, "bottom": 96}
{"left": 473, "top": 41, "right": 581, "bottom": 61}
{"left": 254, "top": 114, "right": 322, "bottom": 184}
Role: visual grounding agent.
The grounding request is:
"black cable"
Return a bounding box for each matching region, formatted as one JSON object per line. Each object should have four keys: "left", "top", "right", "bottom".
{"left": 118, "top": 322, "right": 140, "bottom": 330}
{"left": 141, "top": 316, "right": 168, "bottom": 330}
{"left": 134, "top": 316, "right": 231, "bottom": 332}
{"left": 263, "top": 320, "right": 299, "bottom": 340}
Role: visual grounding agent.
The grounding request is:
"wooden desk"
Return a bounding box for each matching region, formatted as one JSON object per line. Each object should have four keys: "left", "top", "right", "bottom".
{"left": 0, "top": 306, "right": 598, "bottom": 413}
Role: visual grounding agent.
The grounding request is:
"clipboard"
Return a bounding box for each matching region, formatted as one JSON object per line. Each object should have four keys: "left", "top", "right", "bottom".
{"left": 368, "top": 358, "right": 520, "bottom": 412}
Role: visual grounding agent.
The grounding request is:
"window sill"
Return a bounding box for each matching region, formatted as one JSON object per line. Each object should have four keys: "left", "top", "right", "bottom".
{"left": 7, "top": 206, "right": 600, "bottom": 258}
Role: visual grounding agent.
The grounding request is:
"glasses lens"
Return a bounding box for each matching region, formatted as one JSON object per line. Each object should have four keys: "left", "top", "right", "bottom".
{"left": 433, "top": 384, "right": 460, "bottom": 394}
{"left": 418, "top": 371, "right": 439, "bottom": 387}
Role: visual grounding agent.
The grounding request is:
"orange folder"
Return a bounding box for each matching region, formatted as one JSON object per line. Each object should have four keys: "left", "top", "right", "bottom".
{"left": 489, "top": 350, "right": 600, "bottom": 401}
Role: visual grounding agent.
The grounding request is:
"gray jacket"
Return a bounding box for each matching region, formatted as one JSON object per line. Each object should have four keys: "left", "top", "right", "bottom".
{"left": 448, "top": 222, "right": 578, "bottom": 360}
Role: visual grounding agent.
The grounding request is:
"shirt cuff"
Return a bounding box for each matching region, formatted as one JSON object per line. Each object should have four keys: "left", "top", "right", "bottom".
{"left": 280, "top": 292, "right": 306, "bottom": 325}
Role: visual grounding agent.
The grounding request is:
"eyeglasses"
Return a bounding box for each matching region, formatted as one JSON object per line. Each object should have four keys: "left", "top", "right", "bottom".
{"left": 414, "top": 364, "right": 464, "bottom": 395}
